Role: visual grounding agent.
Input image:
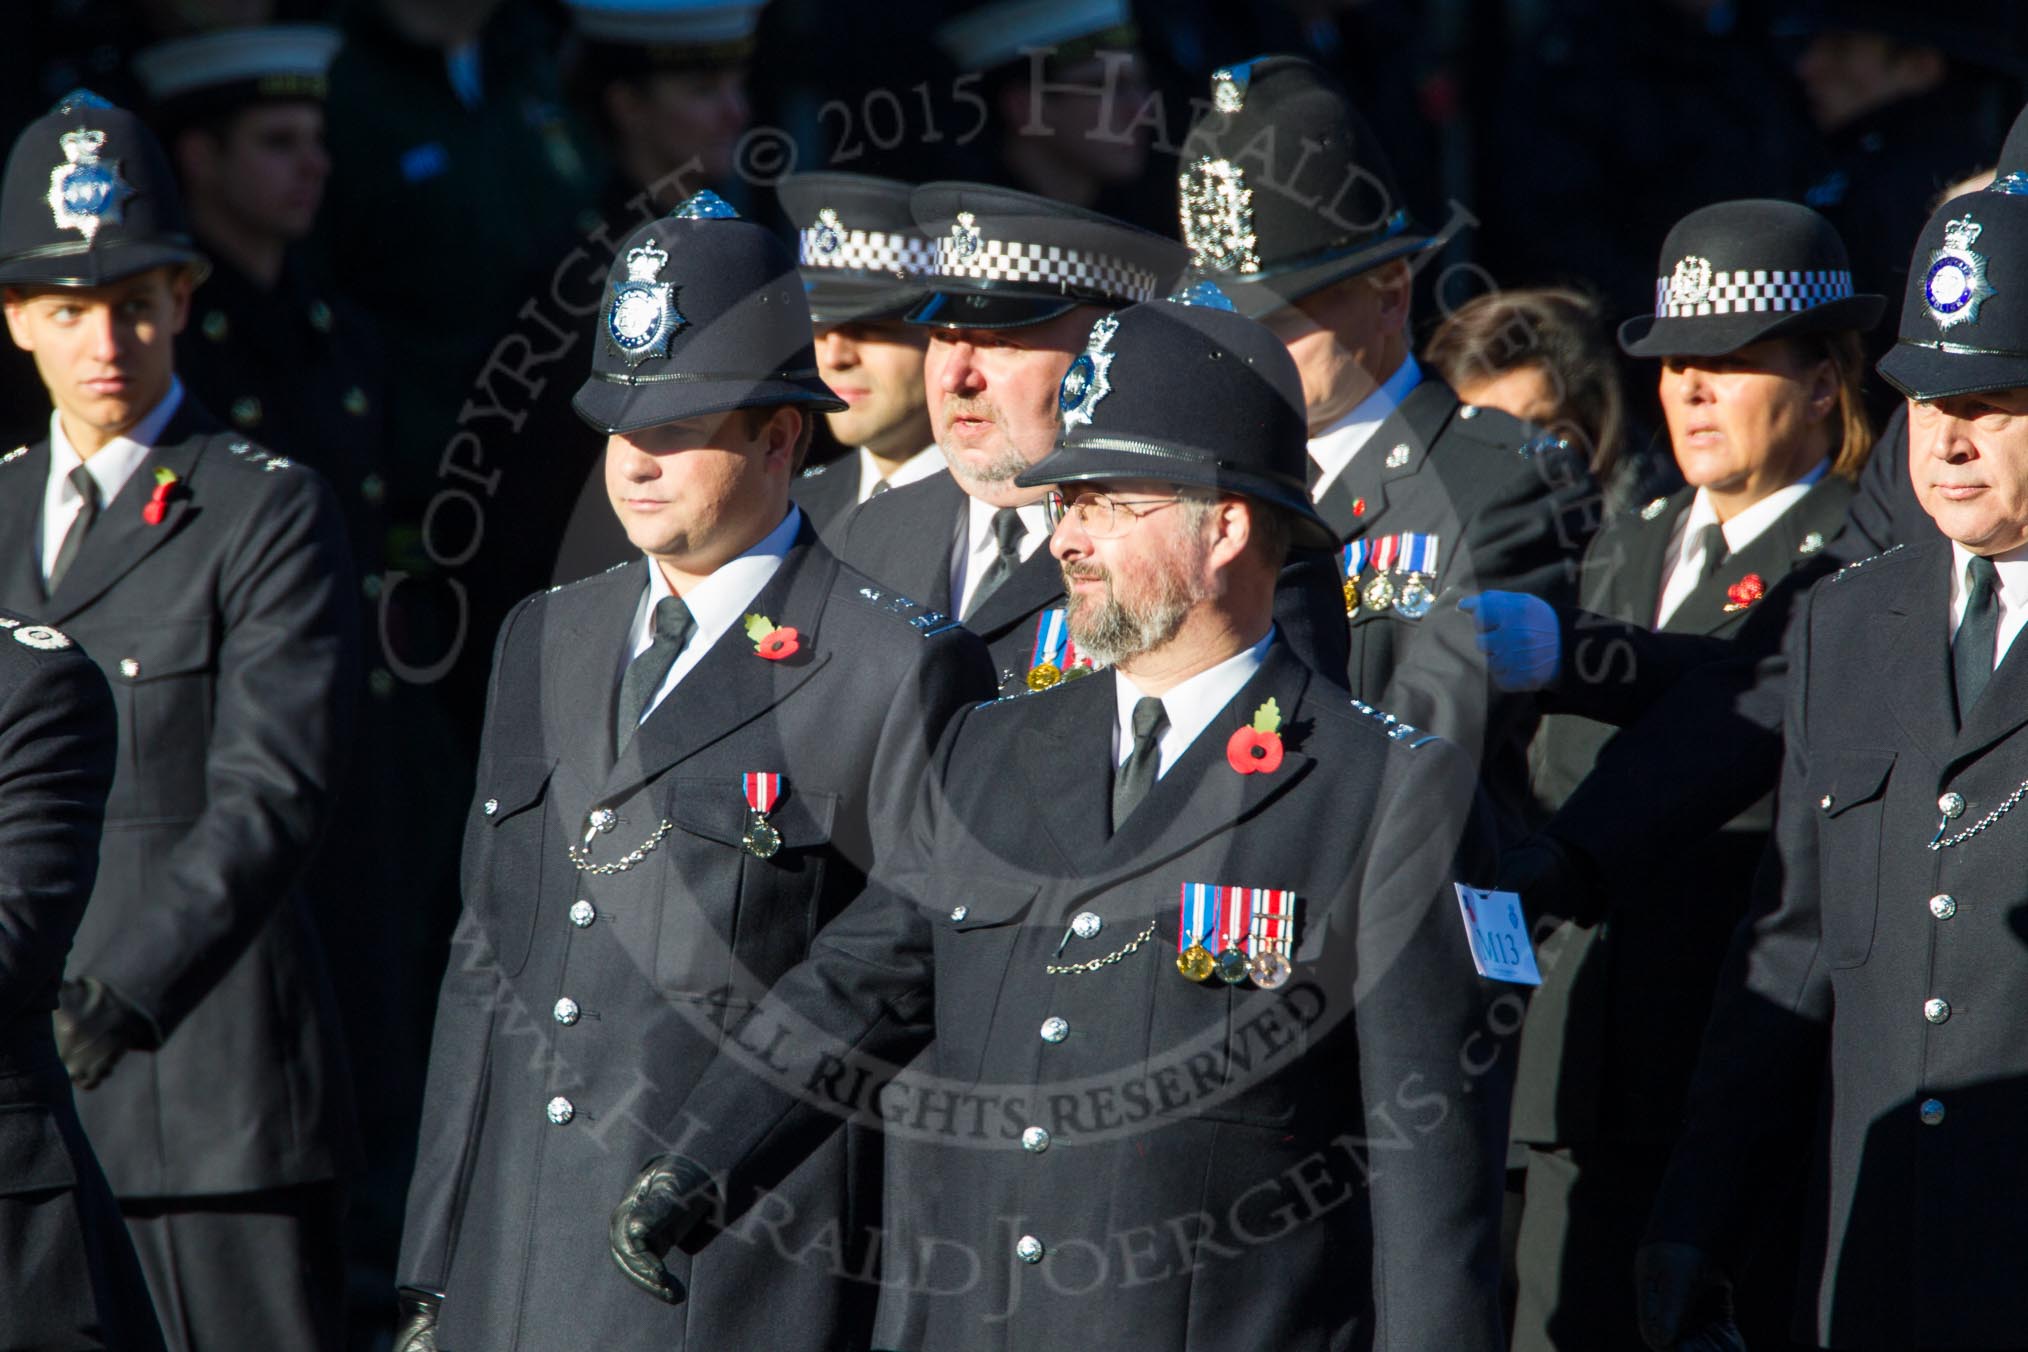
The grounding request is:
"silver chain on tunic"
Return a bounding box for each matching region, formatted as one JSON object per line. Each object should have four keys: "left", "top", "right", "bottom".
{"left": 1045, "top": 920, "right": 1157, "bottom": 975}
{"left": 1928, "top": 781, "right": 2028, "bottom": 850}
{"left": 568, "top": 821, "right": 675, "bottom": 873}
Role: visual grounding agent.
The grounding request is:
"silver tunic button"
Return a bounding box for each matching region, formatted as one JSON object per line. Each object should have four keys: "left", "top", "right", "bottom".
{"left": 1930, "top": 893, "right": 1957, "bottom": 920}
{"left": 1819, "top": 794, "right": 1834, "bottom": 812}
{"left": 546, "top": 1095, "right": 575, "bottom": 1125}
{"left": 482, "top": 798, "right": 499, "bottom": 815}
{"left": 589, "top": 807, "right": 617, "bottom": 832}
{"left": 1039, "top": 1016, "right": 1068, "bottom": 1044}
{"left": 950, "top": 905, "right": 968, "bottom": 922}
{"left": 570, "top": 899, "right": 597, "bottom": 927}
{"left": 1459, "top": 403, "right": 1479, "bottom": 419}
{"left": 1071, "top": 912, "right": 1102, "bottom": 940}
{"left": 1385, "top": 442, "right": 1411, "bottom": 468}
{"left": 118, "top": 658, "right": 139, "bottom": 678}
{"left": 554, "top": 998, "right": 581, "bottom": 1026}
{"left": 1015, "top": 1235, "right": 1044, "bottom": 1264}
{"left": 1920, "top": 1098, "right": 1946, "bottom": 1126}
{"left": 1020, "top": 1126, "right": 1051, "bottom": 1153}
{"left": 1800, "top": 531, "right": 1825, "bottom": 555}
{"left": 1924, "top": 997, "right": 1951, "bottom": 1024}
{"left": 1939, "top": 792, "right": 1966, "bottom": 819}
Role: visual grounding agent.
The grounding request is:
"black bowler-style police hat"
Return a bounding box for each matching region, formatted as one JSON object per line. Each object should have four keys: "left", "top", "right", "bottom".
{"left": 905, "top": 182, "right": 1186, "bottom": 330}
{"left": 777, "top": 172, "right": 933, "bottom": 326}
{"left": 1878, "top": 184, "right": 2028, "bottom": 400}
{"left": 1619, "top": 199, "right": 1885, "bottom": 358}
{"left": 572, "top": 191, "right": 847, "bottom": 436}
{"left": 1014, "top": 283, "right": 1336, "bottom": 550}
{"left": 1176, "top": 55, "right": 1430, "bottom": 319}
{"left": 0, "top": 90, "right": 207, "bottom": 288}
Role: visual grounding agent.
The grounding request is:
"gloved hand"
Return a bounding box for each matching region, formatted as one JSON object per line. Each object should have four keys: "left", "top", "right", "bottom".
{"left": 53, "top": 977, "right": 151, "bottom": 1090}
{"left": 1458, "top": 591, "right": 1563, "bottom": 691}
{"left": 1635, "top": 1242, "right": 1748, "bottom": 1351}
{"left": 610, "top": 1153, "right": 718, "bottom": 1304}
{"left": 392, "top": 1287, "right": 443, "bottom": 1352}
{"left": 1499, "top": 833, "right": 1606, "bottom": 928}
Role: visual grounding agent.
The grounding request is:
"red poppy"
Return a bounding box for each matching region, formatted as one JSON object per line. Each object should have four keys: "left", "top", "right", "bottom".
{"left": 756, "top": 626, "right": 800, "bottom": 660}
{"left": 1226, "top": 725, "right": 1284, "bottom": 775}
{"left": 142, "top": 469, "right": 178, "bottom": 525}
{"left": 1724, "top": 573, "right": 1766, "bottom": 611}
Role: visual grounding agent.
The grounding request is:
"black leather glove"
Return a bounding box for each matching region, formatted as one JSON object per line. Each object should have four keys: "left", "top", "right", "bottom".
{"left": 1635, "top": 1242, "right": 1748, "bottom": 1351}
{"left": 53, "top": 977, "right": 151, "bottom": 1090}
{"left": 392, "top": 1287, "right": 443, "bottom": 1352}
{"left": 1498, "top": 833, "right": 1607, "bottom": 928}
{"left": 610, "top": 1154, "right": 718, "bottom": 1304}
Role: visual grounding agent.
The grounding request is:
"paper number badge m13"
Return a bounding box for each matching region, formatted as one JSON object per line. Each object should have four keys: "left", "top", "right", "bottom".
{"left": 1453, "top": 884, "right": 1542, "bottom": 985}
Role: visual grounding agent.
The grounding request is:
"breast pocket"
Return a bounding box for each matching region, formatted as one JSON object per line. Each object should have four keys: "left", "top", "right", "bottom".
{"left": 929, "top": 874, "right": 1038, "bottom": 1085}
{"left": 658, "top": 778, "right": 841, "bottom": 999}
{"left": 465, "top": 755, "right": 555, "bottom": 975}
{"left": 1813, "top": 749, "right": 1894, "bottom": 968}
{"left": 107, "top": 619, "right": 216, "bottom": 819}
{"left": 1144, "top": 924, "right": 1313, "bottom": 1131}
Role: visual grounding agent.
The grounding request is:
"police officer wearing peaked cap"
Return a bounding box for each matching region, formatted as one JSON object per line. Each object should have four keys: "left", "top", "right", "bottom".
{"left": 1639, "top": 181, "right": 2028, "bottom": 1350}
{"left": 393, "top": 190, "right": 994, "bottom": 1352}
{"left": 0, "top": 90, "right": 359, "bottom": 1352}
{"left": 1179, "top": 54, "right": 1599, "bottom": 838}
{"left": 608, "top": 283, "right": 1511, "bottom": 1350}
{"left": 780, "top": 171, "right": 947, "bottom": 541}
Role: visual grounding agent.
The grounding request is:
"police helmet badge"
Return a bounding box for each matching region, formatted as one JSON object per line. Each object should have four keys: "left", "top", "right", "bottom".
{"left": 672, "top": 189, "right": 738, "bottom": 220}
{"left": 1924, "top": 214, "right": 1995, "bottom": 331}
{"left": 47, "top": 125, "right": 133, "bottom": 242}
{"left": 950, "top": 210, "right": 983, "bottom": 261}
{"left": 1665, "top": 255, "right": 1713, "bottom": 312}
{"left": 607, "top": 237, "right": 683, "bottom": 365}
{"left": 1178, "top": 157, "right": 1259, "bottom": 275}
{"left": 1059, "top": 313, "right": 1120, "bottom": 428}
{"left": 812, "top": 207, "right": 844, "bottom": 258}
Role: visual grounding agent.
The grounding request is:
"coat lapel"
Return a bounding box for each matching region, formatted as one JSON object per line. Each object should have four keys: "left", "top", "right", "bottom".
{"left": 545, "top": 559, "right": 645, "bottom": 790}
{"left": 1881, "top": 538, "right": 1958, "bottom": 762}
{"left": 1951, "top": 552, "right": 2028, "bottom": 766}
{"left": 1311, "top": 379, "right": 1458, "bottom": 542}
{"left": 1015, "top": 670, "right": 1119, "bottom": 870}
{"left": 849, "top": 472, "right": 964, "bottom": 611}
{"left": 964, "top": 544, "right": 1063, "bottom": 640}
{"left": 1660, "top": 478, "right": 1855, "bottom": 636}
{"left": 1589, "top": 488, "right": 1688, "bottom": 625}
{"left": 0, "top": 441, "right": 49, "bottom": 612}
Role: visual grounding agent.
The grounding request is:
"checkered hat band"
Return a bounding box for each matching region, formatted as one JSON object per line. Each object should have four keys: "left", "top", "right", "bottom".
{"left": 800, "top": 228, "right": 939, "bottom": 276}
{"left": 935, "top": 237, "right": 1160, "bottom": 303}
{"left": 1654, "top": 269, "right": 1855, "bottom": 318}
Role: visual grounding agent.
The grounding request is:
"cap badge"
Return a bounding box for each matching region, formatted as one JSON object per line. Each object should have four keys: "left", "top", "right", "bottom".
{"left": 607, "top": 237, "right": 683, "bottom": 365}
{"left": 1168, "top": 280, "right": 1236, "bottom": 311}
{"left": 1210, "top": 65, "right": 1249, "bottom": 113}
{"left": 812, "top": 207, "right": 844, "bottom": 258}
{"left": 1178, "top": 157, "right": 1259, "bottom": 275}
{"left": 47, "top": 127, "right": 132, "bottom": 242}
{"left": 1665, "top": 255, "right": 1713, "bottom": 311}
{"left": 1924, "top": 214, "right": 1994, "bottom": 331}
{"left": 950, "top": 211, "right": 983, "bottom": 262}
{"left": 1059, "top": 314, "right": 1119, "bottom": 429}
{"left": 672, "top": 189, "right": 738, "bottom": 220}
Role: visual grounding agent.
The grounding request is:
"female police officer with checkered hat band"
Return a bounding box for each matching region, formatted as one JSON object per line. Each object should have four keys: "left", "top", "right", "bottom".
{"left": 1504, "top": 197, "right": 1885, "bottom": 1352}
{"left": 1639, "top": 180, "right": 2028, "bottom": 1350}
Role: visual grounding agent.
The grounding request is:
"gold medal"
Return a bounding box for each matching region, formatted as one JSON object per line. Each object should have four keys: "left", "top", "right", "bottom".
{"left": 1363, "top": 572, "right": 1396, "bottom": 612}
{"left": 1027, "top": 661, "right": 1062, "bottom": 691}
{"left": 1177, "top": 943, "right": 1215, "bottom": 982}
{"left": 1342, "top": 576, "right": 1359, "bottom": 615}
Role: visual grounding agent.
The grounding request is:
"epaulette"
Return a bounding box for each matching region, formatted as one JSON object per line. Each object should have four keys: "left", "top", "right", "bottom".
{"left": 1830, "top": 543, "right": 1906, "bottom": 580}
{"left": 0, "top": 615, "right": 73, "bottom": 651}
{"left": 798, "top": 462, "right": 830, "bottom": 479}
{"left": 851, "top": 584, "right": 963, "bottom": 638}
{"left": 545, "top": 559, "right": 632, "bottom": 594}
{"left": 0, "top": 446, "right": 25, "bottom": 467}
{"left": 1349, "top": 698, "right": 1441, "bottom": 749}
{"left": 219, "top": 439, "right": 295, "bottom": 472}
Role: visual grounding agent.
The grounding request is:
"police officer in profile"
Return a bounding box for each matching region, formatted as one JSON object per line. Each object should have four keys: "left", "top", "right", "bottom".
{"left": 0, "top": 92, "right": 358, "bottom": 1351}
{"left": 1178, "top": 55, "right": 1598, "bottom": 832}
{"left": 779, "top": 172, "right": 946, "bottom": 542}
{"left": 1638, "top": 181, "right": 2028, "bottom": 1350}
{"left": 132, "top": 22, "right": 388, "bottom": 576}
{"left": 0, "top": 610, "right": 164, "bottom": 1352}
{"left": 392, "top": 192, "right": 992, "bottom": 1352}
{"left": 608, "top": 286, "right": 1510, "bottom": 1350}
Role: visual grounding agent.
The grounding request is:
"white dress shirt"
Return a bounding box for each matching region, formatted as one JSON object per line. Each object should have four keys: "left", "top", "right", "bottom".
{"left": 1949, "top": 539, "right": 2028, "bottom": 673}
{"left": 1112, "top": 628, "right": 1274, "bottom": 779}
{"left": 622, "top": 506, "right": 802, "bottom": 727}
{"left": 1653, "top": 459, "right": 1829, "bottom": 627}
{"left": 1307, "top": 354, "right": 1422, "bottom": 499}
{"left": 856, "top": 444, "right": 944, "bottom": 503}
{"left": 42, "top": 378, "right": 184, "bottom": 584}
{"left": 952, "top": 496, "right": 1051, "bottom": 619}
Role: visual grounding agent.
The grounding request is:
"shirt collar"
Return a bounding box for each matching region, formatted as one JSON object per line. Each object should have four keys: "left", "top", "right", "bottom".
{"left": 49, "top": 378, "right": 184, "bottom": 505}
{"left": 858, "top": 444, "right": 944, "bottom": 499}
{"left": 1951, "top": 537, "right": 2028, "bottom": 614}
{"left": 636, "top": 505, "right": 803, "bottom": 652}
{"left": 1114, "top": 628, "right": 1275, "bottom": 770}
{"left": 967, "top": 494, "right": 1051, "bottom": 556}
{"left": 1678, "top": 458, "right": 1831, "bottom": 560}
{"left": 1306, "top": 354, "right": 1422, "bottom": 484}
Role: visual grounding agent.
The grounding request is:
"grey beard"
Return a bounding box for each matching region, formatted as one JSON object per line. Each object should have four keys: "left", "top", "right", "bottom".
{"left": 1063, "top": 566, "right": 1199, "bottom": 667}
{"left": 941, "top": 437, "right": 1031, "bottom": 489}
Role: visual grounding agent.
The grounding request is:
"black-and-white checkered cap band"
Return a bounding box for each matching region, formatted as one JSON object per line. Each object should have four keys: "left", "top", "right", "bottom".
{"left": 934, "top": 234, "right": 1160, "bottom": 303}
{"left": 1654, "top": 267, "right": 1855, "bottom": 318}
{"left": 800, "top": 226, "right": 938, "bottom": 276}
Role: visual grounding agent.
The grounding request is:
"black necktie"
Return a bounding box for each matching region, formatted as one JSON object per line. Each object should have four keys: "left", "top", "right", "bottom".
{"left": 47, "top": 464, "right": 98, "bottom": 594}
{"left": 965, "top": 508, "right": 1026, "bottom": 620}
{"left": 1111, "top": 697, "right": 1169, "bottom": 831}
{"left": 616, "top": 595, "right": 696, "bottom": 753}
{"left": 1695, "top": 521, "right": 1729, "bottom": 584}
{"left": 1954, "top": 554, "right": 2001, "bottom": 722}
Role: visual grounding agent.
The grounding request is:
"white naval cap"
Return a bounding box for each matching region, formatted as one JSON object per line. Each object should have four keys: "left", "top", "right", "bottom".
{"left": 132, "top": 24, "right": 342, "bottom": 104}
{"left": 934, "top": 0, "right": 1134, "bottom": 73}
{"left": 564, "top": 0, "right": 768, "bottom": 46}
